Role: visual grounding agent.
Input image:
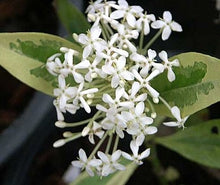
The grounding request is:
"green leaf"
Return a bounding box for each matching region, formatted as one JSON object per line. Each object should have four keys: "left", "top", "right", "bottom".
{"left": 55, "top": 0, "right": 90, "bottom": 35}
{"left": 156, "top": 119, "right": 220, "bottom": 168}
{"left": 151, "top": 52, "right": 220, "bottom": 117}
{"left": 70, "top": 160, "right": 137, "bottom": 185}
{"left": 0, "top": 32, "right": 81, "bottom": 96}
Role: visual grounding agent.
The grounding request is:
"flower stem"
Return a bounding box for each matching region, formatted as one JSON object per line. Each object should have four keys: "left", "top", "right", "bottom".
{"left": 143, "top": 29, "right": 162, "bottom": 54}
{"left": 159, "top": 96, "right": 172, "bottom": 110}
{"left": 113, "top": 135, "right": 119, "bottom": 152}
{"left": 65, "top": 132, "right": 82, "bottom": 143}
{"left": 105, "top": 133, "right": 113, "bottom": 154}
{"left": 139, "top": 22, "right": 145, "bottom": 50}
{"left": 88, "top": 131, "right": 109, "bottom": 161}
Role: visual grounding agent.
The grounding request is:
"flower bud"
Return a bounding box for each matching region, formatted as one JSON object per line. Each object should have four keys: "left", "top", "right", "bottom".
{"left": 151, "top": 112, "right": 157, "bottom": 119}
{"left": 53, "top": 139, "right": 66, "bottom": 148}
{"left": 55, "top": 121, "right": 66, "bottom": 128}
{"left": 63, "top": 131, "right": 73, "bottom": 138}
{"left": 82, "top": 126, "right": 90, "bottom": 136}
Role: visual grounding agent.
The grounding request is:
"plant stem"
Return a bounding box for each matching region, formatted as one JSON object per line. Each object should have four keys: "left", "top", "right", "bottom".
{"left": 139, "top": 23, "right": 145, "bottom": 50}
{"left": 105, "top": 133, "right": 113, "bottom": 154}
{"left": 113, "top": 135, "right": 119, "bottom": 152}
{"left": 88, "top": 131, "right": 109, "bottom": 161}
{"left": 65, "top": 132, "right": 82, "bottom": 143}
{"left": 159, "top": 96, "right": 172, "bottom": 110}
{"left": 143, "top": 29, "right": 162, "bottom": 54}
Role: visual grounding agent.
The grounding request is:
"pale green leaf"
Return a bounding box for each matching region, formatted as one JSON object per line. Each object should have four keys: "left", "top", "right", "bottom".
{"left": 55, "top": 0, "right": 90, "bottom": 35}
{"left": 71, "top": 160, "right": 137, "bottom": 185}
{"left": 156, "top": 119, "right": 220, "bottom": 168}
{"left": 152, "top": 52, "right": 220, "bottom": 117}
{"left": 0, "top": 32, "right": 81, "bottom": 96}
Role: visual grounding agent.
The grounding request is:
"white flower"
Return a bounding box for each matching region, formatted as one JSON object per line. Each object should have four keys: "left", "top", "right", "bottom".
{"left": 84, "top": 57, "right": 106, "bottom": 82}
{"left": 54, "top": 75, "right": 77, "bottom": 109}
{"left": 102, "top": 56, "right": 134, "bottom": 88}
{"left": 159, "top": 50, "right": 180, "bottom": 82}
{"left": 98, "top": 150, "right": 125, "bottom": 176}
{"left": 114, "top": 24, "right": 139, "bottom": 52}
{"left": 73, "top": 82, "right": 98, "bottom": 113}
{"left": 110, "top": 0, "right": 143, "bottom": 27}
{"left": 72, "top": 148, "right": 102, "bottom": 176}
{"left": 98, "top": 33, "right": 128, "bottom": 65}
{"left": 102, "top": 87, "right": 133, "bottom": 109}
{"left": 122, "top": 140, "right": 150, "bottom": 165}
{"left": 46, "top": 53, "right": 62, "bottom": 76}
{"left": 82, "top": 122, "right": 105, "bottom": 144}
{"left": 77, "top": 26, "right": 105, "bottom": 58}
{"left": 132, "top": 69, "right": 160, "bottom": 98}
{"left": 136, "top": 12, "right": 155, "bottom": 35}
{"left": 151, "top": 11, "right": 183, "bottom": 40}
{"left": 163, "top": 106, "right": 189, "bottom": 128}
{"left": 123, "top": 82, "right": 147, "bottom": 103}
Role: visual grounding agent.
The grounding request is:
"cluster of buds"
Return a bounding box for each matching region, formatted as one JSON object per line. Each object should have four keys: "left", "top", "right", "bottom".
{"left": 46, "top": 0, "right": 188, "bottom": 177}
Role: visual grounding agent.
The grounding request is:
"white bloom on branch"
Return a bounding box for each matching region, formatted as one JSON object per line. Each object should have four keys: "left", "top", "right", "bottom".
{"left": 72, "top": 148, "right": 102, "bottom": 176}
{"left": 122, "top": 140, "right": 150, "bottom": 165}
{"left": 136, "top": 12, "right": 156, "bottom": 35}
{"left": 110, "top": 0, "right": 143, "bottom": 27}
{"left": 73, "top": 82, "right": 98, "bottom": 113}
{"left": 163, "top": 106, "right": 189, "bottom": 128}
{"left": 132, "top": 69, "right": 160, "bottom": 98}
{"left": 159, "top": 50, "right": 180, "bottom": 82}
{"left": 102, "top": 56, "right": 134, "bottom": 88}
{"left": 77, "top": 26, "right": 105, "bottom": 58}
{"left": 151, "top": 11, "right": 182, "bottom": 40}
{"left": 97, "top": 150, "right": 125, "bottom": 176}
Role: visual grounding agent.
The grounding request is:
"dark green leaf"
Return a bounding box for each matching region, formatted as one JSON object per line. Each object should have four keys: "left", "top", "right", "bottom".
{"left": 152, "top": 52, "right": 220, "bottom": 117}
{"left": 156, "top": 119, "right": 220, "bottom": 168}
{"left": 55, "top": 0, "right": 90, "bottom": 35}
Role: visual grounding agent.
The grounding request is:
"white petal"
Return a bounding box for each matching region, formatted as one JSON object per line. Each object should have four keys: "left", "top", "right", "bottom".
{"left": 170, "top": 59, "right": 180, "bottom": 67}
{"left": 110, "top": 10, "right": 125, "bottom": 19}
{"left": 162, "top": 26, "right": 172, "bottom": 40}
{"left": 58, "top": 75, "right": 66, "bottom": 89}
{"left": 151, "top": 20, "right": 165, "bottom": 29}
{"left": 136, "top": 134, "right": 145, "bottom": 146}
{"left": 113, "top": 163, "right": 126, "bottom": 171}
{"left": 112, "top": 150, "right": 121, "bottom": 162}
{"left": 140, "top": 148, "right": 150, "bottom": 160}
{"left": 91, "top": 26, "right": 102, "bottom": 40}
{"left": 116, "top": 56, "right": 126, "bottom": 70}
{"left": 163, "top": 11, "right": 172, "bottom": 22}
{"left": 122, "top": 152, "right": 133, "bottom": 161}
{"left": 135, "top": 93, "right": 147, "bottom": 102}
{"left": 145, "top": 126, "right": 158, "bottom": 135}
{"left": 75, "top": 60, "right": 90, "bottom": 69}
{"left": 97, "top": 151, "right": 109, "bottom": 163}
{"left": 171, "top": 106, "right": 181, "bottom": 121}
{"left": 167, "top": 67, "right": 176, "bottom": 82}
{"left": 80, "top": 97, "right": 91, "bottom": 113}
{"left": 96, "top": 104, "right": 107, "bottom": 112}
{"left": 146, "top": 84, "right": 159, "bottom": 98}
{"left": 86, "top": 166, "right": 94, "bottom": 176}
{"left": 118, "top": 0, "right": 128, "bottom": 7}
{"left": 135, "top": 102, "right": 144, "bottom": 116}
{"left": 126, "top": 13, "right": 136, "bottom": 27}
{"left": 144, "top": 22, "right": 150, "bottom": 35}
{"left": 121, "top": 71, "right": 134, "bottom": 81}
{"left": 111, "top": 75, "right": 120, "bottom": 88}
{"left": 78, "top": 34, "right": 88, "bottom": 44}
{"left": 89, "top": 159, "right": 102, "bottom": 167}
{"left": 103, "top": 94, "right": 114, "bottom": 104}
{"left": 148, "top": 49, "right": 157, "bottom": 60}
{"left": 79, "top": 148, "right": 87, "bottom": 162}
{"left": 170, "top": 21, "right": 182, "bottom": 32}
{"left": 163, "top": 121, "right": 180, "bottom": 127}
{"left": 130, "top": 140, "right": 139, "bottom": 157}
{"left": 83, "top": 44, "right": 92, "bottom": 58}
{"left": 131, "top": 82, "right": 140, "bottom": 97}
{"left": 159, "top": 50, "right": 168, "bottom": 62}
{"left": 71, "top": 161, "right": 83, "bottom": 168}
{"left": 73, "top": 72, "right": 84, "bottom": 83}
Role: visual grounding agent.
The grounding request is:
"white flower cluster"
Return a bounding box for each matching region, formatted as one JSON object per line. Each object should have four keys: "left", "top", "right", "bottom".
{"left": 46, "top": 0, "right": 187, "bottom": 177}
